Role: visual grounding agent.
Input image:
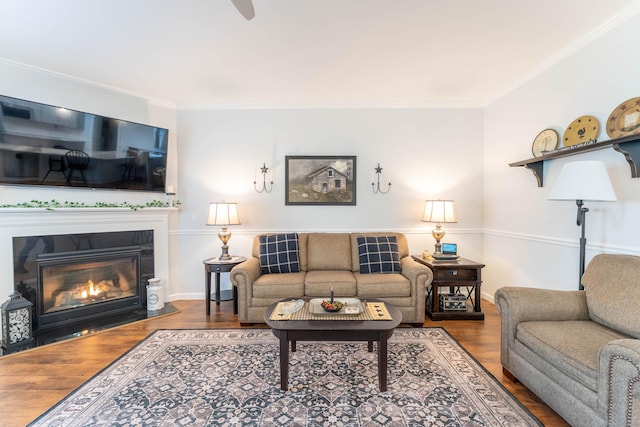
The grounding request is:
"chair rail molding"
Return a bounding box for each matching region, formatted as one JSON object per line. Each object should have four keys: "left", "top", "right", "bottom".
{"left": 484, "top": 228, "right": 640, "bottom": 256}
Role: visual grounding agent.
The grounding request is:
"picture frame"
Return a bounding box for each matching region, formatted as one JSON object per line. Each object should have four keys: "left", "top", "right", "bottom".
{"left": 285, "top": 155, "right": 357, "bottom": 206}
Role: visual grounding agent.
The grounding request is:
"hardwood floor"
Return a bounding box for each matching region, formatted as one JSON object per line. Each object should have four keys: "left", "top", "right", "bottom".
{"left": 0, "top": 299, "right": 568, "bottom": 426}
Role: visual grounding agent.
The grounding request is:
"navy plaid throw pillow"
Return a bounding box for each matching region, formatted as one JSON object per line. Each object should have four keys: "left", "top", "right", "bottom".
{"left": 357, "top": 235, "right": 402, "bottom": 274}
{"left": 259, "top": 233, "right": 301, "bottom": 274}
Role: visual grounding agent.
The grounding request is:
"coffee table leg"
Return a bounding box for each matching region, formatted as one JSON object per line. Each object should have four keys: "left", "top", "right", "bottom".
{"left": 368, "top": 341, "right": 373, "bottom": 352}
{"left": 291, "top": 341, "right": 296, "bottom": 352}
{"left": 280, "top": 338, "right": 289, "bottom": 391}
{"left": 378, "top": 337, "right": 388, "bottom": 392}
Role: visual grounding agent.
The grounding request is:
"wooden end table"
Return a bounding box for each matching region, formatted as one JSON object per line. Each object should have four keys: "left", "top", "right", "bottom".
{"left": 264, "top": 299, "right": 402, "bottom": 392}
{"left": 203, "top": 256, "right": 246, "bottom": 315}
{"left": 412, "top": 255, "right": 485, "bottom": 320}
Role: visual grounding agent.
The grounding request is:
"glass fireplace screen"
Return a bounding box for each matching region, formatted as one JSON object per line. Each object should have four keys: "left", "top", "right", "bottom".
{"left": 38, "top": 250, "right": 140, "bottom": 314}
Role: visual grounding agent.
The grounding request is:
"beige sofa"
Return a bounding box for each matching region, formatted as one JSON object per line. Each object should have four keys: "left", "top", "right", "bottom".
{"left": 230, "top": 232, "right": 432, "bottom": 325}
{"left": 495, "top": 254, "right": 640, "bottom": 427}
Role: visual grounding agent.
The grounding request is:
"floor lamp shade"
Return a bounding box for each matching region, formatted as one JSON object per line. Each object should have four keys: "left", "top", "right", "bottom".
{"left": 548, "top": 161, "right": 617, "bottom": 202}
{"left": 547, "top": 161, "right": 617, "bottom": 290}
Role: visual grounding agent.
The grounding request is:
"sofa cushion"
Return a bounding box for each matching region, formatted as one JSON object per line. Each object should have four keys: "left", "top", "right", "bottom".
{"left": 581, "top": 254, "right": 640, "bottom": 338}
{"left": 516, "top": 320, "right": 630, "bottom": 392}
{"left": 306, "top": 233, "right": 352, "bottom": 271}
{"left": 252, "top": 272, "right": 306, "bottom": 298}
{"left": 254, "top": 234, "right": 308, "bottom": 271}
{"left": 304, "top": 270, "right": 357, "bottom": 297}
{"left": 350, "top": 232, "right": 409, "bottom": 272}
{"left": 356, "top": 235, "right": 401, "bottom": 274}
{"left": 259, "top": 233, "right": 301, "bottom": 274}
{"left": 355, "top": 272, "right": 411, "bottom": 297}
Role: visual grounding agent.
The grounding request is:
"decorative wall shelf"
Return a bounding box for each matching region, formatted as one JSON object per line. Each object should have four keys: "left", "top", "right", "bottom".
{"left": 509, "top": 133, "right": 640, "bottom": 186}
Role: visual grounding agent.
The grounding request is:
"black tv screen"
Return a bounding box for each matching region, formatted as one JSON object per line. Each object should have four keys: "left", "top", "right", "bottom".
{"left": 0, "top": 95, "right": 168, "bottom": 192}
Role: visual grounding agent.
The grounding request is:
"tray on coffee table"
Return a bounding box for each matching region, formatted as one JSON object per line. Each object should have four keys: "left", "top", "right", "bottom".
{"left": 308, "top": 298, "right": 363, "bottom": 315}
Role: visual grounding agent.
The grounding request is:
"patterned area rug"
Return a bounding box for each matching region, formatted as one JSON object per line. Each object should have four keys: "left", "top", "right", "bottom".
{"left": 30, "top": 328, "right": 541, "bottom": 426}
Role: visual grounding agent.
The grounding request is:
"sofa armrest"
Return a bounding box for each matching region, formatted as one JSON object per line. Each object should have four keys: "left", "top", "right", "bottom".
{"left": 230, "top": 257, "right": 261, "bottom": 290}
{"left": 495, "top": 287, "right": 589, "bottom": 324}
{"left": 599, "top": 339, "right": 640, "bottom": 426}
{"left": 398, "top": 256, "right": 432, "bottom": 323}
{"left": 494, "top": 287, "right": 589, "bottom": 371}
{"left": 400, "top": 256, "right": 433, "bottom": 295}
{"left": 230, "top": 258, "right": 262, "bottom": 319}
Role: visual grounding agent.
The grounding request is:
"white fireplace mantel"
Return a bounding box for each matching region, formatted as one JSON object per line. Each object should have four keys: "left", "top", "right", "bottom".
{"left": 0, "top": 208, "right": 172, "bottom": 301}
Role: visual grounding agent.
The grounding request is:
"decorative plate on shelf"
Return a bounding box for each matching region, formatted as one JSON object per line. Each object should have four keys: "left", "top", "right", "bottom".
{"left": 606, "top": 97, "right": 640, "bottom": 138}
{"left": 562, "top": 115, "right": 599, "bottom": 147}
{"left": 531, "top": 128, "right": 558, "bottom": 157}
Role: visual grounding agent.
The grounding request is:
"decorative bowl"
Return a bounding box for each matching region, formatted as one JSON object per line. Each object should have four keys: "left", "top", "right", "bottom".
{"left": 321, "top": 300, "right": 343, "bottom": 312}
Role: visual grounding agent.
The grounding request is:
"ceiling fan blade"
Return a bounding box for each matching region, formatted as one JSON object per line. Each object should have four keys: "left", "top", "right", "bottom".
{"left": 230, "top": 0, "right": 255, "bottom": 20}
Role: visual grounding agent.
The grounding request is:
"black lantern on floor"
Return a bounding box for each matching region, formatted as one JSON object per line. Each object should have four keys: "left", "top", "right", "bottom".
{"left": 1, "top": 292, "right": 35, "bottom": 353}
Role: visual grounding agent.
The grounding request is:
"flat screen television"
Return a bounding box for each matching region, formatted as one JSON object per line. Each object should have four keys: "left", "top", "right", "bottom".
{"left": 0, "top": 95, "right": 168, "bottom": 192}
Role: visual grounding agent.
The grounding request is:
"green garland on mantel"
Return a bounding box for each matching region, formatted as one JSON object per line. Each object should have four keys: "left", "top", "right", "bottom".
{"left": 0, "top": 199, "right": 181, "bottom": 211}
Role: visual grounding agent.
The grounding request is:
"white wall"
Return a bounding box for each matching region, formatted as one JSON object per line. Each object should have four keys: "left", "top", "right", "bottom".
{"left": 483, "top": 12, "right": 640, "bottom": 298}
{"left": 0, "top": 59, "right": 485, "bottom": 302}
{"left": 0, "top": 60, "right": 182, "bottom": 299}
{"left": 0, "top": 59, "right": 179, "bottom": 205}
{"left": 9, "top": 11, "right": 640, "bottom": 305}
{"left": 173, "top": 107, "right": 485, "bottom": 298}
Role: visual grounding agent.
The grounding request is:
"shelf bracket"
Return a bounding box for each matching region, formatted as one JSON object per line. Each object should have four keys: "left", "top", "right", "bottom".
{"left": 523, "top": 161, "right": 544, "bottom": 187}
{"left": 613, "top": 141, "right": 640, "bottom": 178}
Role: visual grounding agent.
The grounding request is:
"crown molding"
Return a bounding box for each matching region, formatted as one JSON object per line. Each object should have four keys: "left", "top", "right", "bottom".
{"left": 176, "top": 100, "right": 485, "bottom": 111}
{"left": 0, "top": 57, "right": 176, "bottom": 110}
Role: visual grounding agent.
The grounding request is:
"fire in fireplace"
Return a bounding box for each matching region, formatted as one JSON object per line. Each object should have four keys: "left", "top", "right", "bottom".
{"left": 13, "top": 230, "right": 155, "bottom": 345}
{"left": 37, "top": 247, "right": 142, "bottom": 330}
{"left": 49, "top": 278, "right": 128, "bottom": 312}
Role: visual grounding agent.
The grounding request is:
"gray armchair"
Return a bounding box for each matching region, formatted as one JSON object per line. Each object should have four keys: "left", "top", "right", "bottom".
{"left": 495, "top": 254, "right": 640, "bottom": 427}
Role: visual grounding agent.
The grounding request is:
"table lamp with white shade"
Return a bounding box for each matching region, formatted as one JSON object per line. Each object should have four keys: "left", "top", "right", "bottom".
{"left": 421, "top": 200, "right": 457, "bottom": 254}
{"left": 206, "top": 202, "right": 241, "bottom": 261}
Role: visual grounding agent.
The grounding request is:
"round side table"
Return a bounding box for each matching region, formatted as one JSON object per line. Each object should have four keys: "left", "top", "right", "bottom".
{"left": 203, "top": 256, "right": 246, "bottom": 315}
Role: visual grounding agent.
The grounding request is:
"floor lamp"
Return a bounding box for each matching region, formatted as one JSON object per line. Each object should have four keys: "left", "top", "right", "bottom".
{"left": 548, "top": 161, "right": 617, "bottom": 290}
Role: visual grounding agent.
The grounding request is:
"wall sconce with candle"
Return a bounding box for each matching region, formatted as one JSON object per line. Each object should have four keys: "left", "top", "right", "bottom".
{"left": 371, "top": 163, "right": 391, "bottom": 194}
{"left": 254, "top": 163, "right": 274, "bottom": 193}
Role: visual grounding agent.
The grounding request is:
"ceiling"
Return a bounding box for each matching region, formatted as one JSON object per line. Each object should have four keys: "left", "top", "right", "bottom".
{"left": 1, "top": 0, "right": 640, "bottom": 108}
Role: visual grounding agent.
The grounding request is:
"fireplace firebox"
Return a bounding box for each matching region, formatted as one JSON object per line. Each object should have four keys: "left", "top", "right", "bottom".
{"left": 36, "top": 247, "right": 142, "bottom": 331}
{"left": 12, "top": 230, "right": 156, "bottom": 345}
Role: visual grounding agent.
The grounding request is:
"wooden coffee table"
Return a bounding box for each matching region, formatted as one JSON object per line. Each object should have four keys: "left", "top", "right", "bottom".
{"left": 264, "top": 298, "right": 402, "bottom": 391}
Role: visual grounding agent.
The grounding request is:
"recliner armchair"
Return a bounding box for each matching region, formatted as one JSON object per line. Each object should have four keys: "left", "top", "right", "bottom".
{"left": 495, "top": 254, "right": 640, "bottom": 427}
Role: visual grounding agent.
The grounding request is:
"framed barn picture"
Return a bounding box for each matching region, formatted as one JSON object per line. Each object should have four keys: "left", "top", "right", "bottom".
{"left": 285, "top": 156, "right": 356, "bottom": 206}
